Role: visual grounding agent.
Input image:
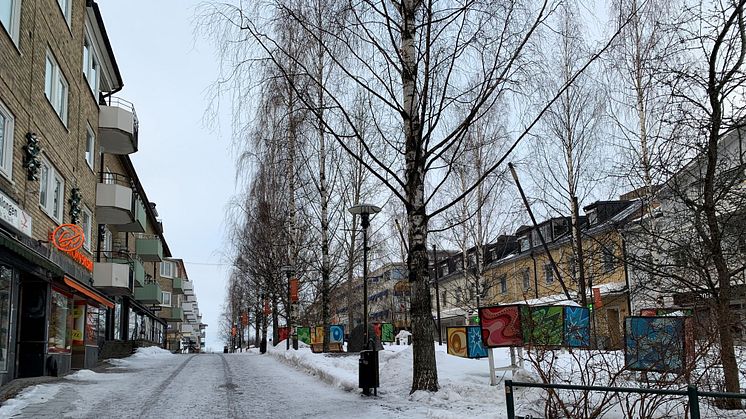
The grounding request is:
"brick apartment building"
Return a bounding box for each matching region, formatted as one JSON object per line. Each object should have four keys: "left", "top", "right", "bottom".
{"left": 0, "top": 0, "right": 205, "bottom": 386}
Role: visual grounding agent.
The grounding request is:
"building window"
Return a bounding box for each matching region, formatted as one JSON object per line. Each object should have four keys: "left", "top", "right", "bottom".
{"left": 0, "top": 266, "right": 12, "bottom": 372}
{"left": 82, "top": 31, "right": 100, "bottom": 95}
{"left": 44, "top": 52, "right": 69, "bottom": 126}
{"left": 603, "top": 246, "right": 617, "bottom": 273}
{"left": 85, "top": 124, "right": 95, "bottom": 170}
{"left": 499, "top": 275, "right": 507, "bottom": 294}
{"left": 102, "top": 226, "right": 112, "bottom": 253}
{"left": 57, "top": 0, "right": 71, "bottom": 25}
{"left": 48, "top": 289, "right": 72, "bottom": 353}
{"left": 441, "top": 291, "right": 447, "bottom": 307}
{"left": 81, "top": 207, "right": 92, "bottom": 251}
{"left": 160, "top": 261, "right": 175, "bottom": 278}
{"left": 545, "top": 263, "right": 554, "bottom": 284}
{"left": 0, "top": 0, "right": 20, "bottom": 44}
{"left": 162, "top": 291, "right": 172, "bottom": 307}
{"left": 522, "top": 268, "right": 531, "bottom": 291}
{"left": 0, "top": 100, "right": 14, "bottom": 180}
{"left": 39, "top": 157, "right": 65, "bottom": 223}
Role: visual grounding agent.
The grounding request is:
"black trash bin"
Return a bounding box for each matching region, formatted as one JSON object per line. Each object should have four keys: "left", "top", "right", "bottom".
{"left": 359, "top": 350, "right": 379, "bottom": 396}
{"left": 223, "top": 346, "right": 228, "bottom": 353}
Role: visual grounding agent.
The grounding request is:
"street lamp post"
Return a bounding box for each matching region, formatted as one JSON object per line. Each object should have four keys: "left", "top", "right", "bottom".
{"left": 432, "top": 244, "right": 442, "bottom": 345}
{"left": 348, "top": 204, "right": 381, "bottom": 350}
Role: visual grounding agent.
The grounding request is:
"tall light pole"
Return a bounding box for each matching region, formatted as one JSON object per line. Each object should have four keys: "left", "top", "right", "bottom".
{"left": 348, "top": 204, "right": 381, "bottom": 350}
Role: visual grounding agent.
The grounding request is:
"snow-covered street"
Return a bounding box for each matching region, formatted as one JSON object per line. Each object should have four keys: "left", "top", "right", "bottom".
{"left": 0, "top": 348, "right": 410, "bottom": 419}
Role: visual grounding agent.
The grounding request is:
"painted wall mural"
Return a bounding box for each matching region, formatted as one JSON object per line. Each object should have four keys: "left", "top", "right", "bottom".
{"left": 297, "top": 327, "right": 311, "bottom": 345}
{"left": 479, "top": 305, "right": 524, "bottom": 347}
{"left": 381, "top": 323, "right": 395, "bottom": 343}
{"left": 624, "top": 316, "right": 688, "bottom": 373}
{"left": 329, "top": 325, "right": 344, "bottom": 344}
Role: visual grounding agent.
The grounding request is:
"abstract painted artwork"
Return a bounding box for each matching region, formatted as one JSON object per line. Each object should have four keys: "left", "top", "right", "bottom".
{"left": 297, "top": 327, "right": 311, "bottom": 345}
{"left": 563, "top": 306, "right": 591, "bottom": 347}
{"left": 625, "top": 316, "right": 687, "bottom": 373}
{"left": 447, "top": 326, "right": 468, "bottom": 357}
{"left": 329, "top": 325, "right": 344, "bottom": 344}
{"left": 466, "top": 325, "right": 488, "bottom": 358}
{"left": 381, "top": 323, "right": 395, "bottom": 343}
{"left": 278, "top": 327, "right": 289, "bottom": 344}
{"left": 479, "top": 305, "right": 524, "bottom": 347}
{"left": 524, "top": 306, "right": 563, "bottom": 346}
{"left": 310, "top": 326, "right": 325, "bottom": 345}
{"left": 373, "top": 323, "right": 382, "bottom": 339}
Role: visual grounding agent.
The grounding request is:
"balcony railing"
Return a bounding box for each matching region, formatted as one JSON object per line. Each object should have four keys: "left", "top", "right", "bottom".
{"left": 134, "top": 279, "right": 162, "bottom": 305}
{"left": 96, "top": 173, "right": 134, "bottom": 225}
{"left": 99, "top": 96, "right": 139, "bottom": 155}
{"left": 135, "top": 234, "right": 163, "bottom": 262}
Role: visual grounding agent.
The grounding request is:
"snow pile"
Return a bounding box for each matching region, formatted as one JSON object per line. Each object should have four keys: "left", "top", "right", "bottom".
{"left": 0, "top": 384, "right": 60, "bottom": 417}
{"left": 65, "top": 369, "right": 121, "bottom": 382}
{"left": 109, "top": 345, "right": 174, "bottom": 368}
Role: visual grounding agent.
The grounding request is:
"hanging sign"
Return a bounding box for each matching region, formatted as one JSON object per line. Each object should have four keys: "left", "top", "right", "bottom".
{"left": 290, "top": 278, "right": 299, "bottom": 303}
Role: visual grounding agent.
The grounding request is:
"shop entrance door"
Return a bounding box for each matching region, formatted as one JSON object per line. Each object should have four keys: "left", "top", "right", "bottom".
{"left": 16, "top": 282, "right": 47, "bottom": 378}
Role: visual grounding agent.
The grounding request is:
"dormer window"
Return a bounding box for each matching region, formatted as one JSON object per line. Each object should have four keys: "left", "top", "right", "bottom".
{"left": 587, "top": 209, "right": 598, "bottom": 225}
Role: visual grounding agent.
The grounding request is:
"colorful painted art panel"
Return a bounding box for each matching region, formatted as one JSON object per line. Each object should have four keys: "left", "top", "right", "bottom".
{"left": 278, "top": 327, "right": 289, "bottom": 344}
{"left": 329, "top": 325, "right": 344, "bottom": 344}
{"left": 447, "top": 327, "right": 468, "bottom": 357}
{"left": 525, "top": 306, "right": 563, "bottom": 346}
{"left": 466, "top": 325, "right": 488, "bottom": 358}
{"left": 563, "top": 306, "right": 591, "bottom": 347}
{"left": 381, "top": 323, "right": 395, "bottom": 342}
{"left": 373, "top": 323, "right": 382, "bottom": 339}
{"left": 310, "top": 326, "right": 325, "bottom": 345}
{"left": 479, "top": 305, "right": 524, "bottom": 347}
{"left": 624, "top": 316, "right": 686, "bottom": 373}
{"left": 297, "top": 327, "right": 311, "bottom": 345}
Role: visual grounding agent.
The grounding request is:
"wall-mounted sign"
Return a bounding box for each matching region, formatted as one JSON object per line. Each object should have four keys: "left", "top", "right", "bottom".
{"left": 51, "top": 224, "right": 85, "bottom": 252}
{"left": 0, "top": 189, "right": 33, "bottom": 237}
{"left": 49, "top": 225, "right": 93, "bottom": 272}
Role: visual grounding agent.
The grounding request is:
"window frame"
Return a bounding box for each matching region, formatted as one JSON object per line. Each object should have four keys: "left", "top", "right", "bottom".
{"left": 81, "top": 206, "right": 93, "bottom": 252}
{"left": 160, "top": 261, "right": 174, "bottom": 278}
{"left": 0, "top": 100, "right": 14, "bottom": 180}
{"left": 522, "top": 268, "right": 531, "bottom": 291}
{"left": 84, "top": 123, "right": 95, "bottom": 170}
{"left": 544, "top": 263, "right": 554, "bottom": 284}
{"left": 44, "top": 51, "right": 69, "bottom": 126}
{"left": 499, "top": 274, "right": 508, "bottom": 294}
{"left": 82, "top": 27, "right": 101, "bottom": 97}
{"left": 56, "top": 0, "right": 71, "bottom": 26}
{"left": 38, "top": 156, "right": 65, "bottom": 223}
{"left": 161, "top": 291, "right": 172, "bottom": 307}
{"left": 0, "top": 0, "right": 21, "bottom": 46}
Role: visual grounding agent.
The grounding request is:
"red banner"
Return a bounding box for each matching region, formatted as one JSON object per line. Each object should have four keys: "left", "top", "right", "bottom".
{"left": 290, "top": 278, "right": 299, "bottom": 303}
{"left": 241, "top": 312, "right": 249, "bottom": 326}
{"left": 263, "top": 300, "right": 271, "bottom": 315}
{"left": 593, "top": 288, "right": 603, "bottom": 308}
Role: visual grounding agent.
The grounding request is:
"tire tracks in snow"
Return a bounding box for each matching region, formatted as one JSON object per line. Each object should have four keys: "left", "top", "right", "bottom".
{"left": 138, "top": 354, "right": 196, "bottom": 417}
{"left": 218, "top": 354, "right": 239, "bottom": 419}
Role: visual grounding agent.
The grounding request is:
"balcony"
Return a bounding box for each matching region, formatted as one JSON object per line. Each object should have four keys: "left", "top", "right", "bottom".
{"left": 99, "top": 97, "right": 138, "bottom": 155}
{"left": 134, "top": 281, "right": 162, "bottom": 305}
{"left": 161, "top": 307, "right": 183, "bottom": 322}
{"left": 117, "top": 197, "right": 147, "bottom": 233}
{"left": 135, "top": 235, "right": 163, "bottom": 262}
{"left": 183, "top": 301, "right": 194, "bottom": 313}
{"left": 96, "top": 173, "right": 133, "bottom": 225}
{"left": 172, "top": 277, "right": 184, "bottom": 294}
{"left": 180, "top": 324, "right": 194, "bottom": 334}
{"left": 132, "top": 257, "right": 145, "bottom": 288}
{"left": 93, "top": 259, "right": 131, "bottom": 295}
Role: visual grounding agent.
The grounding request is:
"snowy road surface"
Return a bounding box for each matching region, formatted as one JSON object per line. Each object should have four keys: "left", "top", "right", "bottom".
{"left": 2, "top": 352, "right": 416, "bottom": 418}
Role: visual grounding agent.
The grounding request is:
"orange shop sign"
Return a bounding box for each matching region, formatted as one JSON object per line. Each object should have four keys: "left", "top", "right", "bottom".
{"left": 49, "top": 225, "right": 93, "bottom": 272}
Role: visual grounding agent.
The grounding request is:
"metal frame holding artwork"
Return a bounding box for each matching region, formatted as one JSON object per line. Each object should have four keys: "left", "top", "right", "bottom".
{"left": 624, "top": 316, "right": 690, "bottom": 374}
{"left": 380, "top": 323, "right": 395, "bottom": 343}
{"left": 479, "top": 305, "right": 525, "bottom": 347}
{"left": 447, "top": 326, "right": 468, "bottom": 357}
{"left": 329, "top": 324, "right": 344, "bottom": 344}
{"left": 297, "top": 327, "right": 311, "bottom": 345}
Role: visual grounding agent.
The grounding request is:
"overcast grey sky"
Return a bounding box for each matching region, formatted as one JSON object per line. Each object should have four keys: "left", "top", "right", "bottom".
{"left": 98, "top": 0, "right": 234, "bottom": 351}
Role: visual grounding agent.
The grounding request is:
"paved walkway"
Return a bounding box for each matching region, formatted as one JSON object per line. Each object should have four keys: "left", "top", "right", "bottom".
{"left": 1, "top": 353, "right": 407, "bottom": 418}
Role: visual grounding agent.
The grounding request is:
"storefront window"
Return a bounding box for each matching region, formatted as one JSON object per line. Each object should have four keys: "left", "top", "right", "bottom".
{"left": 48, "top": 289, "right": 73, "bottom": 353}
{"left": 129, "top": 310, "right": 138, "bottom": 340}
{"left": 0, "top": 266, "right": 12, "bottom": 371}
{"left": 114, "top": 302, "right": 121, "bottom": 340}
{"left": 72, "top": 303, "right": 85, "bottom": 346}
{"left": 97, "top": 307, "right": 106, "bottom": 346}
{"left": 85, "top": 306, "right": 98, "bottom": 346}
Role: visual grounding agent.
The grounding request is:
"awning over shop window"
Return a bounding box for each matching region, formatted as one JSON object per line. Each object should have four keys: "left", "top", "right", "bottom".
{"left": 63, "top": 277, "right": 115, "bottom": 309}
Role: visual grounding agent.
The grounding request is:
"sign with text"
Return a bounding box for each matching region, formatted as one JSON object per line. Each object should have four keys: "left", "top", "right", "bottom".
{"left": 0, "top": 189, "right": 33, "bottom": 237}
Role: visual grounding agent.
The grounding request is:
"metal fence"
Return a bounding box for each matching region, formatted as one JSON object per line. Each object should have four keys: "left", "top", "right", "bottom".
{"left": 504, "top": 380, "right": 746, "bottom": 419}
